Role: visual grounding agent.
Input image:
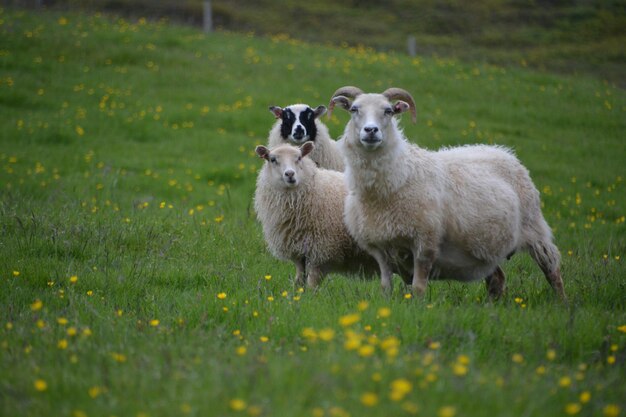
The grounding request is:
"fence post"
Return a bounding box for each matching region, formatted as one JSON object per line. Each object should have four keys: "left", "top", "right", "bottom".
{"left": 407, "top": 35, "right": 417, "bottom": 57}
{"left": 203, "top": 0, "right": 213, "bottom": 33}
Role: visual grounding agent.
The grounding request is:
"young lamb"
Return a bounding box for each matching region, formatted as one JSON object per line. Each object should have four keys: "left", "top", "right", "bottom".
{"left": 328, "top": 86, "right": 566, "bottom": 299}
{"left": 267, "top": 104, "right": 345, "bottom": 171}
{"left": 254, "top": 141, "right": 385, "bottom": 287}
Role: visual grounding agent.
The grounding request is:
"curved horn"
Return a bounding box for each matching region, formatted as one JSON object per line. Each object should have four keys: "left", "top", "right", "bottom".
{"left": 331, "top": 86, "right": 364, "bottom": 100}
{"left": 382, "top": 87, "right": 417, "bottom": 123}
{"left": 327, "top": 86, "right": 364, "bottom": 118}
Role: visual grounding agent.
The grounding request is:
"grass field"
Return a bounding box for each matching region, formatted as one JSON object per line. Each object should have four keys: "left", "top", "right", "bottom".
{"left": 41, "top": 0, "right": 626, "bottom": 86}
{"left": 1, "top": 7, "right": 625, "bottom": 417}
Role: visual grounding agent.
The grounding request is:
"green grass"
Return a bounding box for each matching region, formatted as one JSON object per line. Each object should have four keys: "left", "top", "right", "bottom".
{"left": 49, "top": 0, "right": 626, "bottom": 86}
{"left": 1, "top": 8, "right": 625, "bottom": 417}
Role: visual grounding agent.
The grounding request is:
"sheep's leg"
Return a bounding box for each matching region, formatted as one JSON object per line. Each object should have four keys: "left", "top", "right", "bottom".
{"left": 485, "top": 266, "right": 506, "bottom": 300}
{"left": 412, "top": 249, "right": 435, "bottom": 297}
{"left": 529, "top": 241, "right": 566, "bottom": 300}
{"left": 294, "top": 257, "right": 306, "bottom": 287}
{"left": 306, "top": 265, "right": 324, "bottom": 289}
{"left": 367, "top": 247, "right": 394, "bottom": 294}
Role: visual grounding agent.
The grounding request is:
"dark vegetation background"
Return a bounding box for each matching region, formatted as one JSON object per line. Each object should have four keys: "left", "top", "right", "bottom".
{"left": 6, "top": 0, "right": 626, "bottom": 86}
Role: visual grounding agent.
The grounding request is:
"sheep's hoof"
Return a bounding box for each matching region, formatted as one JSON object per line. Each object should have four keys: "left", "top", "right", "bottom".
{"left": 381, "top": 284, "right": 393, "bottom": 297}
{"left": 411, "top": 284, "right": 426, "bottom": 298}
{"left": 547, "top": 269, "right": 567, "bottom": 302}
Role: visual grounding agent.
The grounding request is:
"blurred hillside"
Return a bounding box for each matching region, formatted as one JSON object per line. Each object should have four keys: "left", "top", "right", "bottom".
{"left": 9, "top": 0, "right": 626, "bottom": 86}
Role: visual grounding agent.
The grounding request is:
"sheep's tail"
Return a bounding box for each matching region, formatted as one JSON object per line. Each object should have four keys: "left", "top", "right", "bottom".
{"left": 528, "top": 239, "right": 566, "bottom": 300}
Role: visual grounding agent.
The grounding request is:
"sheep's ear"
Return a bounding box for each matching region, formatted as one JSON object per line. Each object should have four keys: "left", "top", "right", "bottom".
{"left": 393, "top": 101, "right": 416, "bottom": 123}
{"left": 327, "top": 96, "right": 351, "bottom": 119}
{"left": 269, "top": 106, "right": 283, "bottom": 119}
{"left": 300, "top": 141, "right": 315, "bottom": 158}
{"left": 313, "top": 105, "right": 327, "bottom": 119}
{"left": 255, "top": 145, "right": 270, "bottom": 160}
{"left": 393, "top": 101, "right": 410, "bottom": 114}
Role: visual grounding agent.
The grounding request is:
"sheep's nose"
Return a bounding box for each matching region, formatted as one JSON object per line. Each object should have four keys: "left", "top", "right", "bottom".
{"left": 284, "top": 170, "right": 295, "bottom": 178}
{"left": 293, "top": 126, "right": 305, "bottom": 139}
{"left": 364, "top": 126, "right": 378, "bottom": 134}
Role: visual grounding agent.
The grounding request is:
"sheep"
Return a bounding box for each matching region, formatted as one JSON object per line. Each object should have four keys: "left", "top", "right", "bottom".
{"left": 268, "top": 104, "right": 345, "bottom": 171}
{"left": 253, "top": 141, "right": 385, "bottom": 288}
{"left": 328, "top": 86, "right": 566, "bottom": 299}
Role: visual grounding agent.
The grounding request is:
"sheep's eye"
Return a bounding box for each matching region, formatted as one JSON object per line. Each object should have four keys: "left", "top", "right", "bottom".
{"left": 297, "top": 156, "right": 302, "bottom": 162}
{"left": 350, "top": 106, "right": 358, "bottom": 114}
{"left": 384, "top": 108, "right": 394, "bottom": 115}
{"left": 270, "top": 156, "right": 277, "bottom": 164}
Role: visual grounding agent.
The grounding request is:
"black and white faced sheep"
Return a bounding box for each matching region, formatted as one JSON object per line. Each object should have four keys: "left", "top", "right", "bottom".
{"left": 267, "top": 104, "right": 345, "bottom": 171}
{"left": 253, "top": 142, "right": 389, "bottom": 288}
{"left": 329, "top": 86, "right": 566, "bottom": 300}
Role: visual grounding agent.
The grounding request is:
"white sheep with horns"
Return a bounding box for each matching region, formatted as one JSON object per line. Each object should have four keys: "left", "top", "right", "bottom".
{"left": 328, "top": 86, "right": 566, "bottom": 299}
{"left": 267, "top": 104, "right": 345, "bottom": 171}
{"left": 253, "top": 141, "right": 402, "bottom": 288}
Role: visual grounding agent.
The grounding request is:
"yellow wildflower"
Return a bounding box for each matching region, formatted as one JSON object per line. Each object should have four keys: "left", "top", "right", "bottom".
{"left": 30, "top": 299, "right": 43, "bottom": 311}
{"left": 452, "top": 363, "right": 468, "bottom": 376}
{"left": 565, "top": 403, "right": 581, "bottom": 415}
{"left": 438, "top": 406, "right": 457, "bottom": 417}
{"left": 603, "top": 404, "right": 620, "bottom": 417}
{"left": 338, "top": 313, "right": 360, "bottom": 327}
{"left": 390, "top": 378, "right": 412, "bottom": 401}
{"left": 559, "top": 376, "right": 572, "bottom": 387}
{"left": 88, "top": 386, "right": 102, "bottom": 398}
{"left": 318, "top": 328, "right": 335, "bottom": 342}
{"left": 229, "top": 398, "right": 246, "bottom": 411}
{"left": 34, "top": 379, "right": 48, "bottom": 391}
{"left": 301, "top": 327, "right": 318, "bottom": 342}
{"left": 360, "top": 392, "right": 379, "bottom": 407}
{"left": 358, "top": 345, "right": 375, "bottom": 357}
{"left": 579, "top": 391, "right": 591, "bottom": 404}
{"left": 457, "top": 354, "right": 470, "bottom": 365}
